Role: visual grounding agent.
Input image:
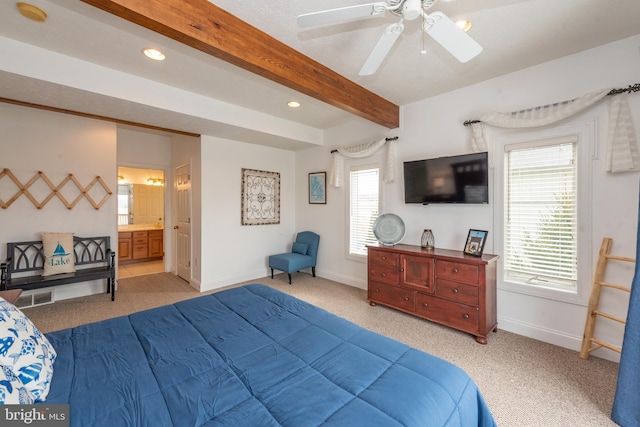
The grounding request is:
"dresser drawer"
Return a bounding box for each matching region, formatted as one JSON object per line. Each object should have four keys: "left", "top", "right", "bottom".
{"left": 435, "top": 260, "right": 479, "bottom": 285}
{"left": 435, "top": 279, "right": 479, "bottom": 306}
{"left": 368, "top": 250, "right": 400, "bottom": 269}
{"left": 416, "top": 294, "right": 479, "bottom": 333}
{"left": 133, "top": 231, "right": 148, "bottom": 239}
{"left": 369, "top": 282, "right": 415, "bottom": 312}
{"left": 369, "top": 265, "right": 400, "bottom": 286}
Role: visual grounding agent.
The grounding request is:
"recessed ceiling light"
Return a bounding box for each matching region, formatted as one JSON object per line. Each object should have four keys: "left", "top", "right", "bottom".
{"left": 455, "top": 19, "right": 473, "bottom": 32}
{"left": 287, "top": 101, "right": 301, "bottom": 108}
{"left": 142, "top": 48, "right": 166, "bottom": 61}
{"left": 16, "top": 2, "right": 47, "bottom": 22}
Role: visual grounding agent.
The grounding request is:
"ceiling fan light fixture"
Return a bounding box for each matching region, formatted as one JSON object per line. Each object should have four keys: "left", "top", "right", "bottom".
{"left": 455, "top": 19, "right": 473, "bottom": 32}
{"left": 402, "top": 0, "right": 423, "bottom": 20}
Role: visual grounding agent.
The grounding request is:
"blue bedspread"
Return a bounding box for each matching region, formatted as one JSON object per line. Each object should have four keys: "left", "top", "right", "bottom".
{"left": 45, "top": 284, "right": 496, "bottom": 426}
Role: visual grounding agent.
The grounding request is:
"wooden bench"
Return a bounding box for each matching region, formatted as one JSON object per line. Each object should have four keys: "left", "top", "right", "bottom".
{"left": 1, "top": 236, "right": 116, "bottom": 301}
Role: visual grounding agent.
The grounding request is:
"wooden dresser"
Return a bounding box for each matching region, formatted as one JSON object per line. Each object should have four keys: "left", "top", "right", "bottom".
{"left": 367, "top": 244, "right": 498, "bottom": 344}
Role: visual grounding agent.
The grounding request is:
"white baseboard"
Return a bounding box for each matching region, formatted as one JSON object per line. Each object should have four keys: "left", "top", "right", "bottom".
{"left": 316, "top": 270, "right": 367, "bottom": 290}
{"left": 498, "top": 315, "right": 620, "bottom": 363}
{"left": 199, "top": 269, "right": 268, "bottom": 292}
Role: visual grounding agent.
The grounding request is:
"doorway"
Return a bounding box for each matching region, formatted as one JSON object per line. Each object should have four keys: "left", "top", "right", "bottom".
{"left": 117, "top": 166, "right": 166, "bottom": 277}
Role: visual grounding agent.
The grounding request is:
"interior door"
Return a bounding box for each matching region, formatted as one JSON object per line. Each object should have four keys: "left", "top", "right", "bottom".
{"left": 176, "top": 165, "right": 191, "bottom": 282}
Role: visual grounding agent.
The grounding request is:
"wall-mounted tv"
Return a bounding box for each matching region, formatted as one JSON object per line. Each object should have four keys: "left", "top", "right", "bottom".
{"left": 403, "top": 152, "right": 489, "bottom": 204}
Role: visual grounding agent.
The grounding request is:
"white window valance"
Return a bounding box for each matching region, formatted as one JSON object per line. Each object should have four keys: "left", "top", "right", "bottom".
{"left": 329, "top": 137, "right": 397, "bottom": 187}
{"left": 606, "top": 93, "right": 640, "bottom": 173}
{"left": 469, "top": 88, "right": 639, "bottom": 173}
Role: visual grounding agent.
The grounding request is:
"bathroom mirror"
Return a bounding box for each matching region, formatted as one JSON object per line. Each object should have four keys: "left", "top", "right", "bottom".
{"left": 117, "top": 167, "right": 164, "bottom": 227}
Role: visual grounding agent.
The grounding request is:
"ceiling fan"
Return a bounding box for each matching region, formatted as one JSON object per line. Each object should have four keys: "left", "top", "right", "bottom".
{"left": 297, "top": 0, "right": 482, "bottom": 76}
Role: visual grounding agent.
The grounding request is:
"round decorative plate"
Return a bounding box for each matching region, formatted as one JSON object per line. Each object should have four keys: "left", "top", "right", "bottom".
{"left": 372, "top": 213, "right": 406, "bottom": 245}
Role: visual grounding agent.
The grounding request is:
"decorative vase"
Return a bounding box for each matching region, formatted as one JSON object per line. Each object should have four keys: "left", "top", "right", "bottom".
{"left": 421, "top": 229, "right": 435, "bottom": 250}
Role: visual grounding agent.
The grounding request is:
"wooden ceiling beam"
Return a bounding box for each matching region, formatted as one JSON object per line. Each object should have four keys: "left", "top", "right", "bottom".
{"left": 81, "top": 0, "right": 400, "bottom": 129}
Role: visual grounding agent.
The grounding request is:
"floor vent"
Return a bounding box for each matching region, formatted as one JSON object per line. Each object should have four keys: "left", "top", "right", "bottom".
{"left": 16, "top": 290, "right": 55, "bottom": 309}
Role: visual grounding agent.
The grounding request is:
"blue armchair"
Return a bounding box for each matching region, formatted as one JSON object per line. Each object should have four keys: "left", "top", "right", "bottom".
{"left": 269, "top": 231, "right": 320, "bottom": 284}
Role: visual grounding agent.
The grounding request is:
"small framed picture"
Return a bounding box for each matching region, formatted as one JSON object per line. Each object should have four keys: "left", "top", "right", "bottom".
{"left": 464, "top": 229, "right": 488, "bottom": 257}
{"left": 308, "top": 172, "right": 326, "bottom": 204}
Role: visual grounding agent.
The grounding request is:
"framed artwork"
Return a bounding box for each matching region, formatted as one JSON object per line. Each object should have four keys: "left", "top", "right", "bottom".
{"left": 241, "top": 168, "right": 280, "bottom": 225}
{"left": 308, "top": 172, "right": 326, "bottom": 204}
{"left": 464, "top": 229, "right": 488, "bottom": 257}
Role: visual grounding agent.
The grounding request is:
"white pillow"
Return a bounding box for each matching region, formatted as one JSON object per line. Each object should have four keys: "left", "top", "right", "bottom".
{"left": 0, "top": 365, "right": 35, "bottom": 404}
{"left": 41, "top": 232, "right": 75, "bottom": 276}
{"left": 0, "top": 298, "right": 57, "bottom": 402}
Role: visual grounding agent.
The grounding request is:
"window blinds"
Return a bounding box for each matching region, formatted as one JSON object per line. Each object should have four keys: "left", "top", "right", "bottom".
{"left": 350, "top": 166, "right": 379, "bottom": 256}
{"left": 504, "top": 138, "right": 578, "bottom": 290}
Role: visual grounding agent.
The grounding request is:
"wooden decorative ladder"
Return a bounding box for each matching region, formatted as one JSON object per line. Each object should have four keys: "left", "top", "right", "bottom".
{"left": 580, "top": 237, "right": 634, "bottom": 359}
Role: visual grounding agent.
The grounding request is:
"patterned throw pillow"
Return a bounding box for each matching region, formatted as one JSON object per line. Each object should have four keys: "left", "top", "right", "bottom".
{"left": 0, "top": 298, "right": 57, "bottom": 402}
{"left": 41, "top": 232, "right": 75, "bottom": 276}
{"left": 0, "top": 365, "right": 35, "bottom": 404}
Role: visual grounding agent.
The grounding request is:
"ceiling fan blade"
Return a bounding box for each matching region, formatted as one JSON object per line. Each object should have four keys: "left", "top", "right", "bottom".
{"left": 359, "top": 22, "right": 405, "bottom": 76}
{"left": 423, "top": 12, "right": 483, "bottom": 63}
{"left": 297, "top": 3, "right": 388, "bottom": 28}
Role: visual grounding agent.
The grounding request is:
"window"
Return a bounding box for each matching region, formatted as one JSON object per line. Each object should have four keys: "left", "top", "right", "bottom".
{"left": 349, "top": 165, "right": 380, "bottom": 257}
{"left": 117, "top": 184, "right": 130, "bottom": 226}
{"left": 504, "top": 137, "right": 578, "bottom": 292}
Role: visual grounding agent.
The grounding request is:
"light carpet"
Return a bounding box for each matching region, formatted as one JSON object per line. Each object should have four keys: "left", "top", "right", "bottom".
{"left": 23, "top": 272, "right": 619, "bottom": 427}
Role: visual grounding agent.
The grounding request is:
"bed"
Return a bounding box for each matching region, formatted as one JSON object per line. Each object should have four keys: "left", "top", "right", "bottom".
{"left": 27, "top": 284, "right": 495, "bottom": 426}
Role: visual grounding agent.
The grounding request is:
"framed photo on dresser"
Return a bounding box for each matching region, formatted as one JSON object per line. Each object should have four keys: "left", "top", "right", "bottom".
{"left": 464, "top": 229, "right": 488, "bottom": 257}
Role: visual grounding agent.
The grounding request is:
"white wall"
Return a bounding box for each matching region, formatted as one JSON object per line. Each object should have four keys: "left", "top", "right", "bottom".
{"left": 198, "top": 136, "right": 296, "bottom": 292}
{"left": 0, "top": 103, "right": 117, "bottom": 299}
{"left": 297, "top": 35, "right": 640, "bottom": 362}
{"left": 295, "top": 118, "right": 386, "bottom": 286}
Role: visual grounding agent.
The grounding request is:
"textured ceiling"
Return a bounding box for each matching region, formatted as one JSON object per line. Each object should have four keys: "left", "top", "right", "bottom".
{"left": 0, "top": 0, "right": 639, "bottom": 146}
{"left": 212, "top": 0, "right": 640, "bottom": 105}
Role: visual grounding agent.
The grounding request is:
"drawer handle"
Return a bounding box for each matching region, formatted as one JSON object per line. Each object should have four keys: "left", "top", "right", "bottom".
{"left": 404, "top": 297, "right": 410, "bottom": 301}
{"left": 381, "top": 273, "right": 386, "bottom": 277}
{"left": 452, "top": 288, "right": 459, "bottom": 293}
{"left": 423, "top": 303, "right": 428, "bottom": 308}
{"left": 382, "top": 256, "right": 386, "bottom": 260}
{"left": 453, "top": 268, "right": 459, "bottom": 273}
{"left": 375, "top": 288, "right": 380, "bottom": 293}
{"left": 463, "top": 314, "right": 469, "bottom": 319}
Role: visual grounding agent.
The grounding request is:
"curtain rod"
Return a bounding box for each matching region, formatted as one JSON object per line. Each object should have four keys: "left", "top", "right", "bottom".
{"left": 330, "top": 136, "right": 398, "bottom": 153}
{"left": 463, "top": 83, "right": 640, "bottom": 127}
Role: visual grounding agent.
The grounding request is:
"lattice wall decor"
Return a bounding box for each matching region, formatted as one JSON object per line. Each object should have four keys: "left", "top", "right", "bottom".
{"left": 241, "top": 168, "right": 280, "bottom": 225}
{"left": 0, "top": 168, "right": 112, "bottom": 210}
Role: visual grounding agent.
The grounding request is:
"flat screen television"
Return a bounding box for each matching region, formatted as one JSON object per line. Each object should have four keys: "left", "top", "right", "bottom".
{"left": 403, "top": 152, "right": 489, "bottom": 204}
